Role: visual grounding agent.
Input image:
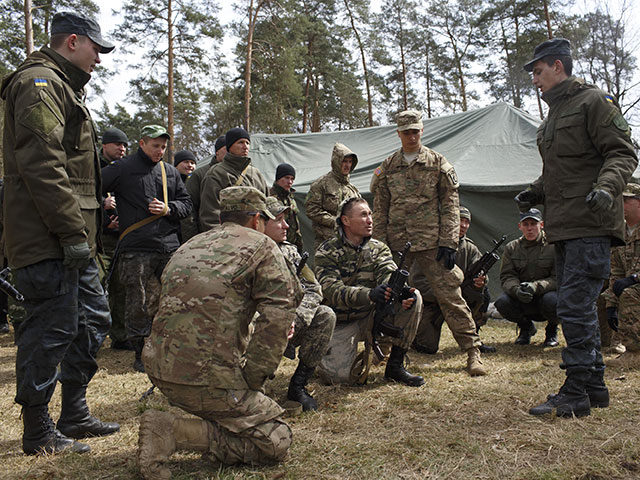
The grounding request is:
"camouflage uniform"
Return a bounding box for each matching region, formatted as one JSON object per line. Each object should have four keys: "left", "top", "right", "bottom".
{"left": 305, "top": 143, "right": 360, "bottom": 249}
{"left": 142, "top": 187, "right": 302, "bottom": 468}
{"left": 371, "top": 134, "right": 481, "bottom": 355}
{"left": 271, "top": 183, "right": 303, "bottom": 252}
{"left": 315, "top": 229, "right": 422, "bottom": 384}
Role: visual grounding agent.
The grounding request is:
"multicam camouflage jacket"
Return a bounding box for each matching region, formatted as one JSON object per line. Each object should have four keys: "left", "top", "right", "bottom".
{"left": 271, "top": 183, "right": 303, "bottom": 252}
{"left": 603, "top": 225, "right": 640, "bottom": 308}
{"left": 371, "top": 144, "right": 460, "bottom": 252}
{"left": 279, "top": 242, "right": 322, "bottom": 327}
{"left": 315, "top": 230, "right": 396, "bottom": 323}
{"left": 143, "top": 222, "right": 302, "bottom": 390}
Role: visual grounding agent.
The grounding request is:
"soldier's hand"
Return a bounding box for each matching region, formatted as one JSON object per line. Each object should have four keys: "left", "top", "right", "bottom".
{"left": 103, "top": 196, "right": 116, "bottom": 210}
{"left": 606, "top": 307, "right": 619, "bottom": 332}
{"left": 287, "top": 321, "right": 295, "bottom": 340}
{"left": 399, "top": 286, "right": 417, "bottom": 310}
{"left": 585, "top": 189, "right": 613, "bottom": 213}
{"left": 613, "top": 275, "right": 637, "bottom": 297}
{"left": 436, "top": 246, "right": 456, "bottom": 270}
{"left": 519, "top": 281, "right": 536, "bottom": 294}
{"left": 63, "top": 242, "right": 91, "bottom": 270}
{"left": 473, "top": 275, "right": 486, "bottom": 289}
{"left": 514, "top": 188, "right": 539, "bottom": 212}
{"left": 515, "top": 286, "right": 534, "bottom": 303}
{"left": 369, "top": 284, "right": 389, "bottom": 303}
{"left": 149, "top": 198, "right": 169, "bottom": 216}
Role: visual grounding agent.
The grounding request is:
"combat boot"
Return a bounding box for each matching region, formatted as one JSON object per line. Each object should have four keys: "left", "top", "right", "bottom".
{"left": 287, "top": 362, "right": 319, "bottom": 411}
{"left": 543, "top": 324, "right": 559, "bottom": 347}
{"left": 584, "top": 370, "right": 609, "bottom": 408}
{"left": 515, "top": 320, "right": 536, "bottom": 345}
{"left": 132, "top": 337, "right": 146, "bottom": 373}
{"left": 22, "top": 404, "right": 90, "bottom": 455}
{"left": 467, "top": 347, "right": 487, "bottom": 376}
{"left": 385, "top": 346, "right": 425, "bottom": 386}
{"left": 530, "top": 375, "right": 590, "bottom": 418}
{"left": 478, "top": 343, "right": 497, "bottom": 353}
{"left": 138, "top": 409, "right": 211, "bottom": 480}
{"left": 607, "top": 351, "right": 640, "bottom": 369}
{"left": 57, "top": 384, "right": 120, "bottom": 438}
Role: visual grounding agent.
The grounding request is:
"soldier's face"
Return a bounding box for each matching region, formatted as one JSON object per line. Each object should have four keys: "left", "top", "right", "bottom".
{"left": 229, "top": 139, "right": 250, "bottom": 157}
{"left": 176, "top": 159, "right": 196, "bottom": 176}
{"left": 459, "top": 217, "right": 470, "bottom": 238}
{"left": 341, "top": 156, "right": 354, "bottom": 175}
{"left": 215, "top": 146, "right": 227, "bottom": 162}
{"left": 518, "top": 218, "right": 543, "bottom": 241}
{"left": 343, "top": 202, "right": 373, "bottom": 239}
{"left": 264, "top": 213, "right": 289, "bottom": 243}
{"left": 623, "top": 197, "right": 640, "bottom": 224}
{"left": 102, "top": 142, "right": 127, "bottom": 161}
{"left": 69, "top": 35, "right": 101, "bottom": 73}
{"left": 531, "top": 59, "right": 565, "bottom": 93}
{"left": 398, "top": 129, "right": 422, "bottom": 152}
{"left": 276, "top": 175, "right": 295, "bottom": 191}
{"left": 140, "top": 137, "right": 168, "bottom": 163}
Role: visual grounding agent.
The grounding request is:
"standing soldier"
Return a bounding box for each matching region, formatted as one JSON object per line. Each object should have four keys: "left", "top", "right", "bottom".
{"left": 372, "top": 110, "right": 487, "bottom": 376}
{"left": 516, "top": 39, "right": 637, "bottom": 417}
{"left": 1, "top": 12, "right": 119, "bottom": 454}
{"left": 270, "top": 163, "right": 304, "bottom": 252}
{"left": 305, "top": 143, "right": 360, "bottom": 250}
{"left": 139, "top": 187, "right": 302, "bottom": 478}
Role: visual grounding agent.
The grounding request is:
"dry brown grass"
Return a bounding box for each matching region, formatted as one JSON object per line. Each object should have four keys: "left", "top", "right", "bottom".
{"left": 2, "top": 320, "right": 640, "bottom": 480}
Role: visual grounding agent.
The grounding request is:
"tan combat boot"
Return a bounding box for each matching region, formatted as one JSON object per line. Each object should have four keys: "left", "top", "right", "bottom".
{"left": 607, "top": 350, "right": 640, "bottom": 369}
{"left": 138, "top": 410, "right": 212, "bottom": 480}
{"left": 467, "top": 347, "right": 487, "bottom": 376}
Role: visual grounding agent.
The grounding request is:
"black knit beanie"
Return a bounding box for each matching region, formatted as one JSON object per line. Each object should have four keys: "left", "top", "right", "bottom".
{"left": 275, "top": 163, "right": 296, "bottom": 180}
{"left": 225, "top": 128, "right": 250, "bottom": 151}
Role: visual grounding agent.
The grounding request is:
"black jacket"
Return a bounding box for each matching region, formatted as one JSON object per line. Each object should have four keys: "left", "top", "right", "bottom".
{"left": 101, "top": 148, "right": 192, "bottom": 253}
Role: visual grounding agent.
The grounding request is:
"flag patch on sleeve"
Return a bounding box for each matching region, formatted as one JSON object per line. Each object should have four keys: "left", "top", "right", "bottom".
{"left": 604, "top": 94, "right": 615, "bottom": 104}
{"left": 34, "top": 78, "right": 48, "bottom": 87}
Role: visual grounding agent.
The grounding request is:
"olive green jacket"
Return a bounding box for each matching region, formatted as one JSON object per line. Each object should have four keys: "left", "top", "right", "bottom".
{"left": 1, "top": 47, "right": 102, "bottom": 268}
{"left": 528, "top": 77, "right": 637, "bottom": 245}
{"left": 499, "top": 232, "right": 556, "bottom": 298}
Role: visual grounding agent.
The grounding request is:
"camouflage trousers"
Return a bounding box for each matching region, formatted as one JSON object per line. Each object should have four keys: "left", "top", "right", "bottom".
{"left": 99, "top": 234, "right": 127, "bottom": 343}
{"left": 408, "top": 249, "right": 480, "bottom": 351}
{"left": 616, "top": 283, "right": 640, "bottom": 352}
{"left": 118, "top": 252, "right": 170, "bottom": 341}
{"left": 150, "top": 377, "right": 292, "bottom": 465}
{"left": 289, "top": 305, "right": 336, "bottom": 368}
{"left": 317, "top": 291, "right": 422, "bottom": 384}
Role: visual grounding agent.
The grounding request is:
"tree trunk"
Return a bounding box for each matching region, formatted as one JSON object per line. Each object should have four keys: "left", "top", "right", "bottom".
{"left": 24, "top": 0, "right": 34, "bottom": 55}
{"left": 312, "top": 74, "right": 320, "bottom": 132}
{"left": 396, "top": 5, "right": 408, "bottom": 111}
{"left": 167, "top": 0, "right": 175, "bottom": 163}
{"left": 244, "top": 0, "right": 256, "bottom": 132}
{"left": 425, "top": 43, "right": 432, "bottom": 118}
{"left": 302, "top": 38, "right": 313, "bottom": 133}
{"left": 543, "top": 0, "right": 553, "bottom": 38}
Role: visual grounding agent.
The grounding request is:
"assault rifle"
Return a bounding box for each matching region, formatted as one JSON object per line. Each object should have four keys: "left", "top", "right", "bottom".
{"left": 461, "top": 235, "right": 507, "bottom": 290}
{"left": 0, "top": 267, "right": 24, "bottom": 302}
{"left": 371, "top": 242, "right": 412, "bottom": 361}
{"left": 283, "top": 251, "right": 311, "bottom": 360}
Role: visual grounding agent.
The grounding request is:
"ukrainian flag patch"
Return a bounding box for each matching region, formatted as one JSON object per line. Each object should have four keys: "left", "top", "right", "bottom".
{"left": 34, "top": 78, "right": 48, "bottom": 87}
{"left": 604, "top": 94, "right": 615, "bottom": 104}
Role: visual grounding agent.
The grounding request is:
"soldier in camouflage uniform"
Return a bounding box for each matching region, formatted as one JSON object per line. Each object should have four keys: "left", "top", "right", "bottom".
{"left": 604, "top": 183, "right": 640, "bottom": 368}
{"left": 263, "top": 197, "right": 336, "bottom": 410}
{"left": 139, "top": 187, "right": 302, "bottom": 478}
{"left": 495, "top": 208, "right": 559, "bottom": 347}
{"left": 305, "top": 143, "right": 360, "bottom": 249}
{"left": 270, "top": 164, "right": 304, "bottom": 252}
{"left": 199, "top": 128, "right": 269, "bottom": 231}
{"left": 371, "top": 110, "right": 486, "bottom": 376}
{"left": 315, "top": 197, "right": 424, "bottom": 386}
{"left": 411, "top": 206, "right": 495, "bottom": 354}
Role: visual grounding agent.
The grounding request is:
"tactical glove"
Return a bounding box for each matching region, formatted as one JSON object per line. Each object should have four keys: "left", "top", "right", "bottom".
{"left": 519, "top": 282, "right": 536, "bottom": 295}
{"left": 63, "top": 242, "right": 91, "bottom": 270}
{"left": 369, "top": 284, "right": 389, "bottom": 303}
{"left": 606, "top": 307, "right": 619, "bottom": 332}
{"left": 436, "top": 246, "right": 456, "bottom": 270}
{"left": 515, "top": 286, "right": 534, "bottom": 304}
{"left": 585, "top": 189, "right": 613, "bottom": 213}
{"left": 514, "top": 188, "right": 540, "bottom": 212}
{"left": 613, "top": 275, "right": 637, "bottom": 297}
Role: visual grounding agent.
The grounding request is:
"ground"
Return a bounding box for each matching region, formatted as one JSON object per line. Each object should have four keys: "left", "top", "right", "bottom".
{"left": 1, "top": 319, "right": 639, "bottom": 480}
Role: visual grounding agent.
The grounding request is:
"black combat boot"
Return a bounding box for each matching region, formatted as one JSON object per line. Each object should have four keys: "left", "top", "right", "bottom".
{"left": 530, "top": 374, "right": 591, "bottom": 418}
{"left": 543, "top": 323, "right": 560, "bottom": 347}
{"left": 132, "top": 337, "right": 146, "bottom": 373}
{"left": 22, "top": 404, "right": 90, "bottom": 455}
{"left": 585, "top": 370, "right": 609, "bottom": 408}
{"left": 479, "top": 343, "right": 497, "bottom": 353}
{"left": 56, "top": 384, "right": 120, "bottom": 439}
{"left": 287, "top": 362, "right": 318, "bottom": 411}
{"left": 515, "top": 320, "right": 537, "bottom": 345}
{"left": 385, "top": 346, "right": 425, "bottom": 387}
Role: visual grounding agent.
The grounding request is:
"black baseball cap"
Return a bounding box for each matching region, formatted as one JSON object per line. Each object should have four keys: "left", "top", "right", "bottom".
{"left": 519, "top": 208, "right": 543, "bottom": 222}
{"left": 524, "top": 38, "right": 571, "bottom": 72}
{"left": 51, "top": 12, "right": 115, "bottom": 54}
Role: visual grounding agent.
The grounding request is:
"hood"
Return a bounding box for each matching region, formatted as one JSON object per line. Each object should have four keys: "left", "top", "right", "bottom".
{"left": 330, "top": 143, "right": 358, "bottom": 180}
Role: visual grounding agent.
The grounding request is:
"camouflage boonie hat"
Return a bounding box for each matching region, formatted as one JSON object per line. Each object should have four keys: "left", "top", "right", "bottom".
{"left": 220, "top": 186, "right": 275, "bottom": 220}
{"left": 396, "top": 110, "right": 423, "bottom": 131}
{"left": 140, "top": 125, "right": 170, "bottom": 139}
{"left": 460, "top": 206, "right": 471, "bottom": 221}
{"left": 266, "top": 196, "right": 291, "bottom": 217}
{"left": 623, "top": 183, "right": 640, "bottom": 198}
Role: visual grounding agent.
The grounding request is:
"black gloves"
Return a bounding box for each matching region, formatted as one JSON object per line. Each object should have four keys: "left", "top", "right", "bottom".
{"left": 613, "top": 275, "right": 637, "bottom": 297}
{"left": 436, "top": 246, "right": 456, "bottom": 270}
{"left": 514, "top": 188, "right": 540, "bottom": 212}
{"left": 63, "top": 242, "right": 91, "bottom": 270}
{"left": 515, "top": 282, "right": 535, "bottom": 303}
{"left": 585, "top": 189, "right": 613, "bottom": 213}
{"left": 369, "top": 284, "right": 389, "bottom": 303}
{"left": 606, "top": 307, "right": 619, "bottom": 332}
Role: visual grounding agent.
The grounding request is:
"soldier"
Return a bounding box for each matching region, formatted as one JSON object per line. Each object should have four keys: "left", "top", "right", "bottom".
{"left": 371, "top": 110, "right": 487, "bottom": 376}
{"left": 494, "top": 208, "right": 559, "bottom": 347}
{"left": 199, "top": 128, "right": 269, "bottom": 231}
{"left": 603, "top": 183, "right": 640, "bottom": 368}
{"left": 516, "top": 39, "right": 637, "bottom": 417}
{"left": 173, "top": 149, "right": 197, "bottom": 183}
{"left": 315, "top": 197, "right": 424, "bottom": 386}
{"left": 102, "top": 124, "right": 192, "bottom": 372}
{"left": 270, "top": 163, "right": 304, "bottom": 252}
{"left": 139, "top": 186, "right": 302, "bottom": 478}
{"left": 263, "top": 197, "right": 336, "bottom": 410}
{"left": 412, "top": 206, "right": 496, "bottom": 354}
{"left": 182, "top": 135, "right": 226, "bottom": 241}
{"left": 1, "top": 11, "right": 120, "bottom": 454}
{"left": 305, "top": 143, "right": 360, "bottom": 249}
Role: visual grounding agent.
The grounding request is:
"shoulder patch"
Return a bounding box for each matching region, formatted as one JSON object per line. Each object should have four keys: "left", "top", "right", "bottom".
{"left": 34, "top": 78, "right": 48, "bottom": 87}
{"left": 440, "top": 160, "right": 459, "bottom": 188}
{"left": 374, "top": 166, "right": 383, "bottom": 177}
{"left": 604, "top": 94, "right": 615, "bottom": 104}
{"left": 613, "top": 113, "right": 630, "bottom": 133}
{"left": 20, "top": 99, "right": 61, "bottom": 140}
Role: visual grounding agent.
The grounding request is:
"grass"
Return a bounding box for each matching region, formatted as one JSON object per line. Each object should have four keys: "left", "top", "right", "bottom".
{"left": 1, "top": 319, "right": 640, "bottom": 479}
